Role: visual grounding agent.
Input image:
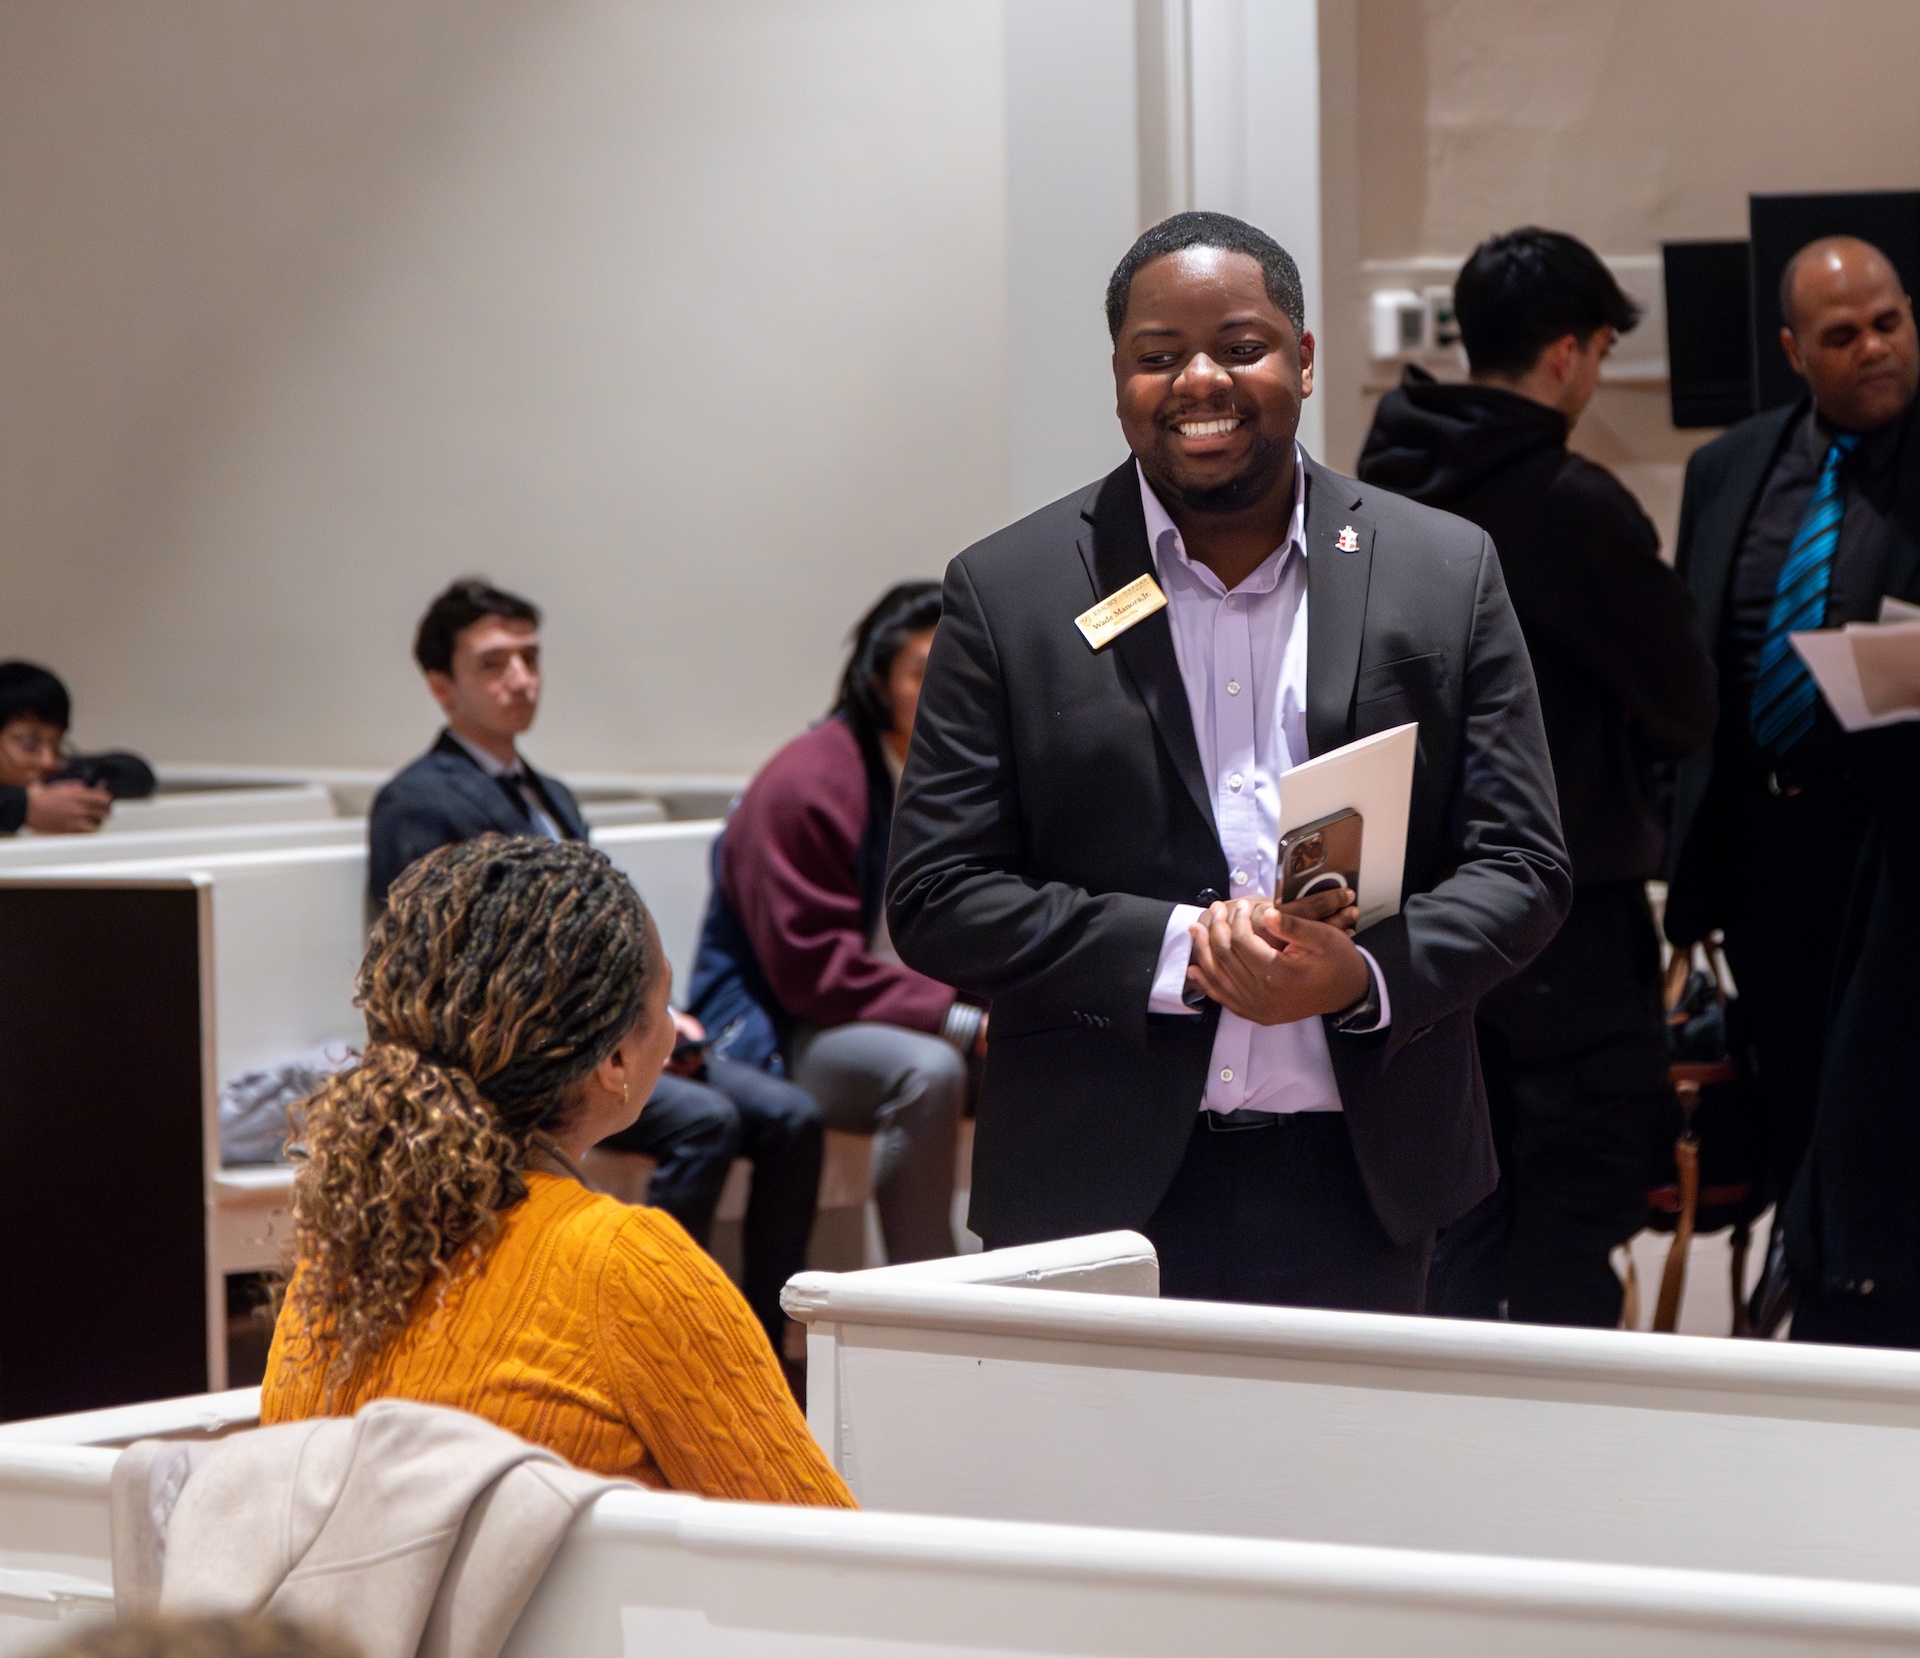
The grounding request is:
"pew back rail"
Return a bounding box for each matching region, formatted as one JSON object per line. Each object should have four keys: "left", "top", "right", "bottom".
{"left": 9, "top": 1398, "right": 1920, "bottom": 1657}
{"left": 785, "top": 1231, "right": 1920, "bottom": 1588}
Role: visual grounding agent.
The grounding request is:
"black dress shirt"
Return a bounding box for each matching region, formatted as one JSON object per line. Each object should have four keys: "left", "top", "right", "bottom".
{"left": 1725, "top": 406, "right": 1912, "bottom": 765}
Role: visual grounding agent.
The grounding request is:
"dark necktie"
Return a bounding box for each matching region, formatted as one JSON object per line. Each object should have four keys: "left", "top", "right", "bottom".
{"left": 1751, "top": 432, "right": 1858, "bottom": 755}
{"left": 495, "top": 768, "right": 533, "bottom": 820}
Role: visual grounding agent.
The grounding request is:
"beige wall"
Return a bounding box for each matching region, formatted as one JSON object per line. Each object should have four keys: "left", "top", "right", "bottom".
{"left": 16, "top": 0, "right": 1920, "bottom": 777}
{"left": 1321, "top": 0, "right": 1920, "bottom": 551}
{"left": 0, "top": 1, "right": 1008, "bottom": 775}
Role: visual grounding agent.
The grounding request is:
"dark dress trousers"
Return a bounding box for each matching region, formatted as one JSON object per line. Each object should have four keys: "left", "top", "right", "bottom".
{"left": 368, "top": 728, "right": 821, "bottom": 1354}
{"left": 1786, "top": 721, "right": 1920, "bottom": 1348}
{"left": 1664, "top": 398, "right": 1920, "bottom": 1222}
{"left": 886, "top": 456, "right": 1572, "bottom": 1262}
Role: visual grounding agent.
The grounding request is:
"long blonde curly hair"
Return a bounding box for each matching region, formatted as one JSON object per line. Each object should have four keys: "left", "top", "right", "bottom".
{"left": 279, "top": 835, "right": 657, "bottom": 1382}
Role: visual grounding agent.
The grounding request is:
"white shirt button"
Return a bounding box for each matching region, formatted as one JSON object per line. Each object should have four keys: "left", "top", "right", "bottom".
{"left": 1227, "top": 679, "right": 1241, "bottom": 695}
{"left": 1220, "top": 1068, "right": 1234, "bottom": 1083}
{"left": 1229, "top": 773, "right": 1243, "bottom": 792}
{"left": 1233, "top": 869, "right": 1248, "bottom": 885}
{"left": 1226, "top": 595, "right": 1238, "bottom": 608}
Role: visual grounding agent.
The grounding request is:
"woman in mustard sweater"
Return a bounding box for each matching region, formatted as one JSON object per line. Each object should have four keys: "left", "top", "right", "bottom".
{"left": 263, "top": 835, "right": 853, "bottom": 1507}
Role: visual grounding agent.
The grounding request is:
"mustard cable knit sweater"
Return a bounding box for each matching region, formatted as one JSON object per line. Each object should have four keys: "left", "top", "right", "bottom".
{"left": 262, "top": 1171, "right": 854, "bottom": 1506}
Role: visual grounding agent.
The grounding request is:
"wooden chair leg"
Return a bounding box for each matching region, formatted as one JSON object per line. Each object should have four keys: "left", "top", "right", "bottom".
{"left": 1653, "top": 1132, "right": 1700, "bottom": 1334}
{"left": 1729, "top": 1221, "right": 1753, "bottom": 1337}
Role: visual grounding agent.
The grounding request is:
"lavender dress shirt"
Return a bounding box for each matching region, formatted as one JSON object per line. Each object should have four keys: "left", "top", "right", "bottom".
{"left": 1140, "top": 452, "right": 1389, "bottom": 1116}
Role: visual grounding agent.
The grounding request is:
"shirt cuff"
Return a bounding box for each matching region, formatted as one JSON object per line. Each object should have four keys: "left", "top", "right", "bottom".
{"left": 940, "top": 1001, "right": 985, "bottom": 1054}
{"left": 1336, "top": 946, "right": 1392, "bottom": 1033}
{"left": 1148, "top": 905, "right": 1205, "bottom": 1016}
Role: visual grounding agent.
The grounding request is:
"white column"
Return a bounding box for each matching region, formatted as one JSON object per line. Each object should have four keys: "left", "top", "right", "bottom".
{"left": 1001, "top": 0, "right": 1327, "bottom": 513}
{"left": 1002, "top": 0, "right": 1141, "bottom": 517}
{"left": 1188, "top": 0, "right": 1326, "bottom": 460}
{"left": 1134, "top": 0, "right": 1193, "bottom": 226}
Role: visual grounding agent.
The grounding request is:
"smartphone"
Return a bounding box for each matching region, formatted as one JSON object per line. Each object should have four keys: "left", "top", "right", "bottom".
{"left": 1277, "top": 809, "right": 1363, "bottom": 905}
{"left": 665, "top": 1034, "right": 712, "bottom": 1079}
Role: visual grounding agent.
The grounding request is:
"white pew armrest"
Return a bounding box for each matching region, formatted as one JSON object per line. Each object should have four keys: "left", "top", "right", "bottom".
{"left": 0, "top": 1391, "right": 262, "bottom": 1447}
{"left": 0, "top": 1567, "right": 115, "bottom": 1607}
{"left": 212, "top": 1167, "right": 295, "bottom": 1204}
{"left": 782, "top": 1230, "right": 1159, "bottom": 1316}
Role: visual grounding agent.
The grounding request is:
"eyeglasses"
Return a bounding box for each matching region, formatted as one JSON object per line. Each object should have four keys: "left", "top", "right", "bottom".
{"left": 0, "top": 728, "right": 64, "bottom": 766}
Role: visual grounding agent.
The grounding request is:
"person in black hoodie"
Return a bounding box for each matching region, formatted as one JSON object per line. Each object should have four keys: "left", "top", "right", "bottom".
{"left": 1358, "top": 227, "right": 1717, "bottom": 1327}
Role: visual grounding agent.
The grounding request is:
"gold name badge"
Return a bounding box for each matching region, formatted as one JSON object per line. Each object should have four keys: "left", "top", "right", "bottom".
{"left": 1075, "top": 573, "right": 1169, "bottom": 650}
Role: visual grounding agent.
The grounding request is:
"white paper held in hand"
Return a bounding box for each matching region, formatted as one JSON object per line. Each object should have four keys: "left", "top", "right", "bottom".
{"left": 1790, "top": 614, "right": 1920, "bottom": 732}
{"left": 1277, "top": 722, "right": 1418, "bottom": 930}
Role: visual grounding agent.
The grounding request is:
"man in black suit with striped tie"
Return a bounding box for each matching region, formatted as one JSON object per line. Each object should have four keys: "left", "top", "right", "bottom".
{"left": 1663, "top": 236, "right": 1920, "bottom": 1343}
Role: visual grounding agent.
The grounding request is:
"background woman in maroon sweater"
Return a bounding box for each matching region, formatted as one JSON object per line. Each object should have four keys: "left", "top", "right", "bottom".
{"left": 693, "top": 583, "right": 982, "bottom": 1262}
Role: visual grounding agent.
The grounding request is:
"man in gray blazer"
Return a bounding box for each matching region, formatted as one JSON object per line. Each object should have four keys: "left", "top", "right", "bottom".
{"left": 887, "top": 213, "right": 1570, "bottom": 1311}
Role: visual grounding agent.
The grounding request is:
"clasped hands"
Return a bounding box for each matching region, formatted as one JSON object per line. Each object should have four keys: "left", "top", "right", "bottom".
{"left": 1183, "top": 886, "right": 1371, "bottom": 1027}
{"left": 25, "top": 778, "right": 111, "bottom": 834}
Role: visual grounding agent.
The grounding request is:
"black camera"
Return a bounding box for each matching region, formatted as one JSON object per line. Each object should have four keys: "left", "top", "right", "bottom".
{"left": 44, "top": 751, "right": 157, "bottom": 800}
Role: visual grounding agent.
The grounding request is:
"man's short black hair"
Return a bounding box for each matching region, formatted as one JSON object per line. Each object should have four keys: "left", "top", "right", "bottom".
{"left": 1453, "top": 227, "right": 1641, "bottom": 379}
{"left": 0, "top": 662, "right": 70, "bottom": 732}
{"left": 835, "top": 581, "right": 943, "bottom": 740}
{"left": 413, "top": 578, "right": 540, "bottom": 676}
{"left": 1106, "top": 211, "right": 1305, "bottom": 342}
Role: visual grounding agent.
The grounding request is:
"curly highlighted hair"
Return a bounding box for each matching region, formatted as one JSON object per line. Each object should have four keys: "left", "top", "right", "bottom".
{"left": 280, "top": 835, "right": 659, "bottom": 1382}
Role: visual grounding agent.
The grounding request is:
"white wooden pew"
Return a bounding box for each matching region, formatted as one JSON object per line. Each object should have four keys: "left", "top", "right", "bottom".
{"left": 0, "top": 824, "right": 725, "bottom": 1411}
{"left": 0, "top": 819, "right": 923, "bottom": 1419}
{"left": 7, "top": 1395, "right": 1920, "bottom": 1658}
{"left": 152, "top": 762, "right": 731, "bottom": 823}
{"left": 0, "top": 818, "right": 362, "bottom": 870}
{"left": 93, "top": 784, "right": 340, "bottom": 834}
{"left": 0, "top": 846, "right": 369, "bottom": 1404}
{"left": 591, "top": 821, "right": 721, "bottom": 997}
{"left": 786, "top": 1232, "right": 1920, "bottom": 1587}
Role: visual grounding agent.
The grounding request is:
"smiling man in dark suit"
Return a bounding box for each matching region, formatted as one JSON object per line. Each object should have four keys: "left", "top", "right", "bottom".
{"left": 886, "top": 212, "right": 1571, "bottom": 1312}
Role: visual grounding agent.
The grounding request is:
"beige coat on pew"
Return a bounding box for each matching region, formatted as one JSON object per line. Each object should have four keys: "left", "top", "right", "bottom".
{"left": 110, "top": 1399, "right": 618, "bottom": 1658}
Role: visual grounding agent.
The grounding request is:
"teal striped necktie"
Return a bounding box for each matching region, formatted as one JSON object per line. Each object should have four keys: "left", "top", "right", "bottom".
{"left": 1751, "top": 432, "right": 1858, "bottom": 754}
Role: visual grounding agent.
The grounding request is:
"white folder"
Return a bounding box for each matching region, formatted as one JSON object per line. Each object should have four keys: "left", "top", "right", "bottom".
{"left": 1277, "top": 721, "right": 1418, "bottom": 930}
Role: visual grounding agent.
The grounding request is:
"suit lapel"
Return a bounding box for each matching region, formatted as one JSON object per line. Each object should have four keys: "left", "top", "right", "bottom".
{"left": 432, "top": 729, "right": 533, "bottom": 835}
{"left": 527, "top": 769, "right": 588, "bottom": 840}
{"left": 1304, "top": 462, "right": 1374, "bottom": 758}
{"left": 1690, "top": 402, "right": 1800, "bottom": 642}
{"left": 1079, "top": 461, "right": 1215, "bottom": 835}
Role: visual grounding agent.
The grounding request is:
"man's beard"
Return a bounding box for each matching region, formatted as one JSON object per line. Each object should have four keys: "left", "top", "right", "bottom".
{"left": 1147, "top": 425, "right": 1288, "bottom": 515}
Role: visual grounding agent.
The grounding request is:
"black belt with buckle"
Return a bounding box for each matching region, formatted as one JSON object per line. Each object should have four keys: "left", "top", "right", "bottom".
{"left": 1202, "top": 1108, "right": 1288, "bottom": 1133}
{"left": 1765, "top": 762, "right": 1856, "bottom": 799}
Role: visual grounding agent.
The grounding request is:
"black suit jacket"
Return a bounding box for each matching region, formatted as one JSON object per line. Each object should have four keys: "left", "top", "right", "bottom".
{"left": 1663, "top": 399, "right": 1920, "bottom": 942}
{"left": 886, "top": 457, "right": 1571, "bottom": 1247}
{"left": 367, "top": 730, "right": 587, "bottom": 904}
